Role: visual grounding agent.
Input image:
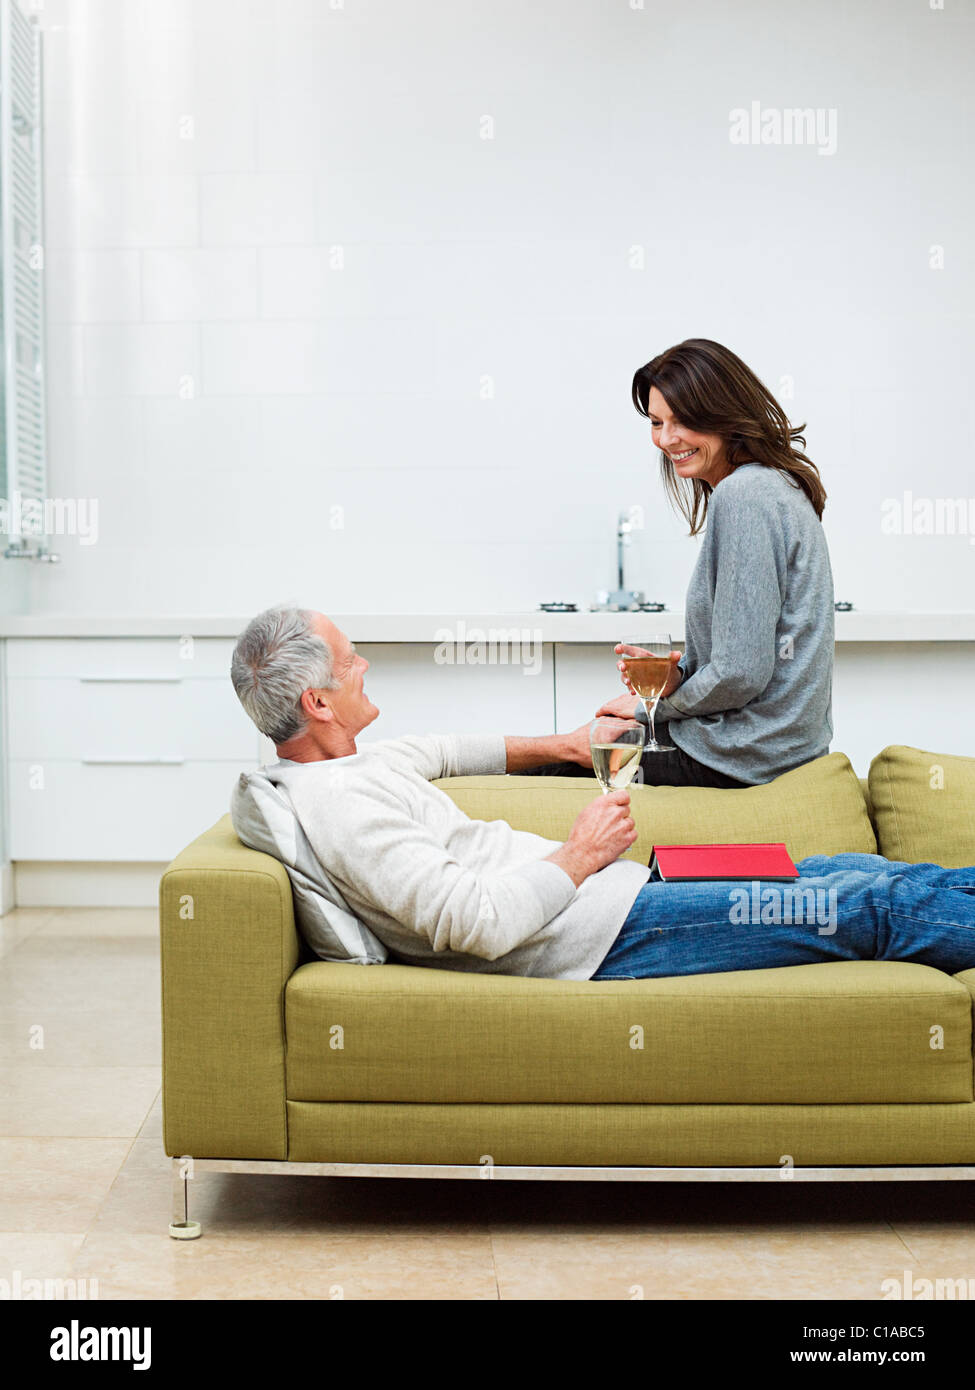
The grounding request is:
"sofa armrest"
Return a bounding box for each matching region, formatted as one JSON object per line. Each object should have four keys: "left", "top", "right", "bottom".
{"left": 159, "top": 813, "right": 301, "bottom": 1159}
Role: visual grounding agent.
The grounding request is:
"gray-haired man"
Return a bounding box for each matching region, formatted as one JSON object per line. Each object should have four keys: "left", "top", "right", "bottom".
{"left": 230, "top": 605, "right": 643, "bottom": 979}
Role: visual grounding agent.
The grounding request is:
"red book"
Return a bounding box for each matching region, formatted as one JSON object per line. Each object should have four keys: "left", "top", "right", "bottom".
{"left": 649, "top": 843, "right": 799, "bottom": 882}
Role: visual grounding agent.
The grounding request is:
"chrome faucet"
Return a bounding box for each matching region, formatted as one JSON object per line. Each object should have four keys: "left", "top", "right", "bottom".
{"left": 590, "top": 513, "right": 658, "bottom": 611}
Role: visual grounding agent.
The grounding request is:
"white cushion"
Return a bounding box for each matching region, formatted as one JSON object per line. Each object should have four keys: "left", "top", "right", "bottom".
{"left": 231, "top": 763, "right": 388, "bottom": 965}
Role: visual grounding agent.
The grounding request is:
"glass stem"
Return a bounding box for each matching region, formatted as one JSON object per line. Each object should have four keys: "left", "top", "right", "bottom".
{"left": 645, "top": 697, "right": 657, "bottom": 747}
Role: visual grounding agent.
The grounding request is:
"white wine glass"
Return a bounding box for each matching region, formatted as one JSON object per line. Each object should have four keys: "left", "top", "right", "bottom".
{"left": 619, "top": 632, "right": 676, "bottom": 753}
{"left": 589, "top": 716, "right": 646, "bottom": 794}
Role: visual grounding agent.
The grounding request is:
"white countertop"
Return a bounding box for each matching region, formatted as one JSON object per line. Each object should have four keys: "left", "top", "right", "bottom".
{"left": 2, "top": 611, "right": 975, "bottom": 641}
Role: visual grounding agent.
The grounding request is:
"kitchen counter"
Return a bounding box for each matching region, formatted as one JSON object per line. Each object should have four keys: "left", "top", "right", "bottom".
{"left": 2, "top": 611, "right": 975, "bottom": 641}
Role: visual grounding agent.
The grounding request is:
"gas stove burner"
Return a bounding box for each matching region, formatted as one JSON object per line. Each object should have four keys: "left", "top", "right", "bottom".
{"left": 538, "top": 602, "right": 578, "bottom": 613}
{"left": 589, "top": 599, "right": 668, "bottom": 613}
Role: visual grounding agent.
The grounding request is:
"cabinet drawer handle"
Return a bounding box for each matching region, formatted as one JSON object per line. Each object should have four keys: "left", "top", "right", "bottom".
{"left": 80, "top": 677, "right": 182, "bottom": 684}
{"left": 81, "top": 756, "right": 185, "bottom": 765}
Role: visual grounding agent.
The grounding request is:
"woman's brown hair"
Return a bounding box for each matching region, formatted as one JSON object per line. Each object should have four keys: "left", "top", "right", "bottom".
{"left": 632, "top": 338, "right": 827, "bottom": 535}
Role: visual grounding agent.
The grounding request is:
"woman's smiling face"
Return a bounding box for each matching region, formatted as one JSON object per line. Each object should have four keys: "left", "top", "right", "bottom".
{"left": 646, "top": 385, "right": 733, "bottom": 488}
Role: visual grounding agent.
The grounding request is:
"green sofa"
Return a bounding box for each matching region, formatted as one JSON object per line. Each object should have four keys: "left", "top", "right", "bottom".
{"left": 159, "top": 744, "right": 975, "bottom": 1236}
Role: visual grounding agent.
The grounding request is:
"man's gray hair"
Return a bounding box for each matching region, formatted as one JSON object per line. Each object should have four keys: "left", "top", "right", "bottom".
{"left": 231, "top": 605, "right": 338, "bottom": 745}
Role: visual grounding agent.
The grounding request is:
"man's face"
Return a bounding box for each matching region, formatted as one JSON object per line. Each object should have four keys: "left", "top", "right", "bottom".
{"left": 309, "top": 614, "right": 379, "bottom": 736}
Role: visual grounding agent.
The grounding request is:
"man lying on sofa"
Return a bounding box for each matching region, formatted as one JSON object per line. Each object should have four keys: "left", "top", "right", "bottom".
{"left": 229, "top": 604, "right": 975, "bottom": 982}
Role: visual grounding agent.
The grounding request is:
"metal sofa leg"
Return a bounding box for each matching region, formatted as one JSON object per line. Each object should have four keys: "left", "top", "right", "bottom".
{"left": 168, "top": 1155, "right": 202, "bottom": 1240}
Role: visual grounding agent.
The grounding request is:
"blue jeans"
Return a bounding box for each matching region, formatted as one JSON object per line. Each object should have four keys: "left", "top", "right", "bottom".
{"left": 591, "top": 853, "right": 975, "bottom": 980}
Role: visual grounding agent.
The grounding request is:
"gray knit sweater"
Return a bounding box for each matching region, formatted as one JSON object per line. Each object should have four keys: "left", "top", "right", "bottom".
{"left": 654, "top": 463, "right": 834, "bottom": 784}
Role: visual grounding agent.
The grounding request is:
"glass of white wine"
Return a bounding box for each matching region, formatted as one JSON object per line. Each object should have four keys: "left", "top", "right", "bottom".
{"left": 589, "top": 716, "right": 646, "bottom": 794}
{"left": 619, "top": 632, "right": 676, "bottom": 753}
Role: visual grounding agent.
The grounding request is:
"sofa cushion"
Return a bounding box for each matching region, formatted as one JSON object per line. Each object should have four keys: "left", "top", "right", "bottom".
{"left": 869, "top": 745, "right": 975, "bottom": 868}
{"left": 285, "top": 959, "right": 972, "bottom": 1105}
{"left": 230, "top": 764, "right": 388, "bottom": 965}
{"left": 434, "top": 750, "right": 877, "bottom": 866}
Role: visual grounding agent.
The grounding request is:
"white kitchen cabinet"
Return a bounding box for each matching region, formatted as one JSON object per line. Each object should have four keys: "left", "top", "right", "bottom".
{"left": 5, "top": 637, "right": 235, "bottom": 678}
{"left": 8, "top": 760, "right": 247, "bottom": 861}
{"left": 8, "top": 676, "right": 256, "bottom": 762}
{"left": 6, "top": 638, "right": 261, "bottom": 861}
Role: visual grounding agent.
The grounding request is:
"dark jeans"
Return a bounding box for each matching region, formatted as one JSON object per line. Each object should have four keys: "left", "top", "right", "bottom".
{"left": 592, "top": 854, "right": 975, "bottom": 979}
{"left": 525, "top": 723, "right": 750, "bottom": 790}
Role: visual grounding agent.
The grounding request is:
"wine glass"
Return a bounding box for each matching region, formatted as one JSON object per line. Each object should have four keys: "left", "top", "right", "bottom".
{"left": 589, "top": 716, "right": 646, "bottom": 794}
{"left": 618, "top": 632, "right": 676, "bottom": 753}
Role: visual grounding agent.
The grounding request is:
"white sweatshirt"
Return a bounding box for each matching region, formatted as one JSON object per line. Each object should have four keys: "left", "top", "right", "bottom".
{"left": 270, "top": 733, "right": 650, "bottom": 980}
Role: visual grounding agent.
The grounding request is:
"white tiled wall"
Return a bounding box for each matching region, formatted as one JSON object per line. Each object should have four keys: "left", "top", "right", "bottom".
{"left": 28, "top": 0, "right": 975, "bottom": 618}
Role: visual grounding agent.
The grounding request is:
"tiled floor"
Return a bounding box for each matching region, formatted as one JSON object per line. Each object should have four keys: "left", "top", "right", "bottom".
{"left": 3, "top": 905, "right": 975, "bottom": 1300}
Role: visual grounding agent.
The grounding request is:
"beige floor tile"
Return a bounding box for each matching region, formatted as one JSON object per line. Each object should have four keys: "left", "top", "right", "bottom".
{"left": 0, "top": 1138, "right": 132, "bottom": 1233}
{"left": 36, "top": 908, "right": 160, "bottom": 939}
{"left": 0, "top": 908, "right": 55, "bottom": 961}
{"left": 0, "top": 937, "right": 160, "bottom": 1013}
{"left": 0, "top": 1066, "right": 161, "bottom": 1137}
{"left": 490, "top": 1226, "right": 924, "bottom": 1300}
{"left": 71, "top": 1230, "right": 498, "bottom": 1300}
{"left": 883, "top": 1223, "right": 975, "bottom": 1270}
{"left": 124, "top": 1094, "right": 166, "bottom": 1172}
{"left": 889, "top": 1265, "right": 975, "bottom": 1299}
{"left": 0, "top": 1232, "right": 89, "bottom": 1293}
{"left": 0, "top": 1008, "right": 161, "bottom": 1066}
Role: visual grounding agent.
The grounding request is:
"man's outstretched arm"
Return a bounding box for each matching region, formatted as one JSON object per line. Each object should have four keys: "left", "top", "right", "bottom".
{"left": 504, "top": 724, "right": 593, "bottom": 772}
{"left": 368, "top": 724, "right": 594, "bottom": 781}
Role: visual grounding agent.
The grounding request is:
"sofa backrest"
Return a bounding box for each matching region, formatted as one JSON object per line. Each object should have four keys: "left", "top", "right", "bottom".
{"left": 436, "top": 751, "right": 878, "bottom": 865}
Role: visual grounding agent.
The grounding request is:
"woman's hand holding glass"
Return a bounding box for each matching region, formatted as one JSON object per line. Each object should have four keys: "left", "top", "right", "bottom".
{"left": 615, "top": 634, "right": 682, "bottom": 753}
{"left": 616, "top": 647, "right": 683, "bottom": 702}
